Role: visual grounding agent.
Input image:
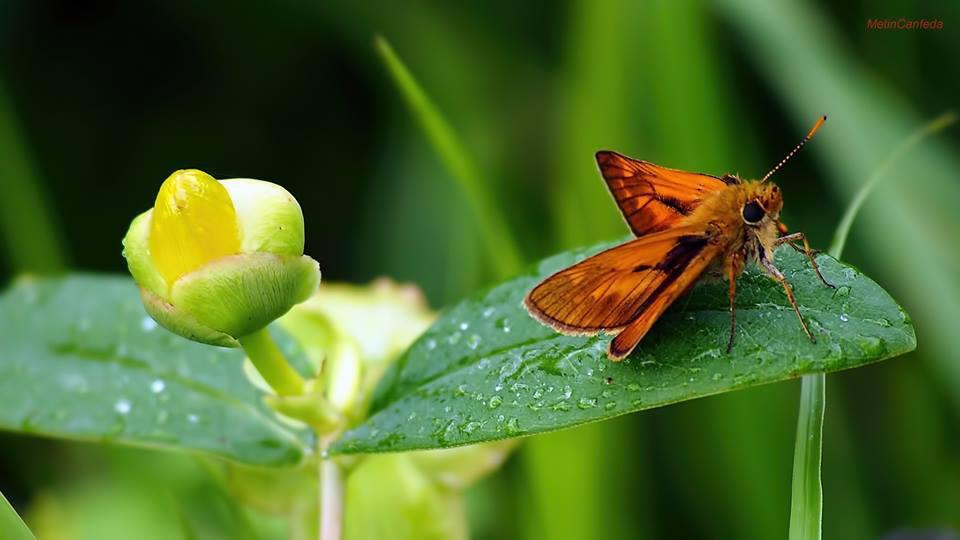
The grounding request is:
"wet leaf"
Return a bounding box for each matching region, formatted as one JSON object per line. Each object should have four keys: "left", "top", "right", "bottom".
{"left": 0, "top": 275, "right": 311, "bottom": 466}
{"left": 333, "top": 241, "right": 915, "bottom": 454}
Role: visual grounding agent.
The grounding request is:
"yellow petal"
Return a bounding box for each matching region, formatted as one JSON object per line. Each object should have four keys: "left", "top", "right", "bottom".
{"left": 149, "top": 169, "right": 240, "bottom": 285}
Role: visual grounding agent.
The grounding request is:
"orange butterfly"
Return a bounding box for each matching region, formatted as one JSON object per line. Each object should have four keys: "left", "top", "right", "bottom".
{"left": 524, "top": 117, "right": 834, "bottom": 360}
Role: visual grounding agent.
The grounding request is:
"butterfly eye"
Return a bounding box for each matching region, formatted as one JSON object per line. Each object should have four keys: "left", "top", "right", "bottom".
{"left": 742, "top": 200, "right": 765, "bottom": 224}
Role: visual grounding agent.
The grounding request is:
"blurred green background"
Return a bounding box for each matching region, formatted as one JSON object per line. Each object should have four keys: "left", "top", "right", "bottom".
{"left": 1, "top": 0, "right": 959, "bottom": 538}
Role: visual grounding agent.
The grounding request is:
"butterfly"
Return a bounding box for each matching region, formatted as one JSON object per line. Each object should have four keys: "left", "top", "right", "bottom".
{"left": 524, "top": 117, "right": 834, "bottom": 360}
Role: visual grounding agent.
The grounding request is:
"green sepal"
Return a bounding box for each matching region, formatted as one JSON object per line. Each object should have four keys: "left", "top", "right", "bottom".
{"left": 121, "top": 210, "right": 168, "bottom": 299}
{"left": 139, "top": 288, "right": 239, "bottom": 347}
{"left": 170, "top": 252, "right": 320, "bottom": 341}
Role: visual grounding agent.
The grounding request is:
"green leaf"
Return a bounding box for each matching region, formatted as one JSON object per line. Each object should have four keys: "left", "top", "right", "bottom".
{"left": 0, "top": 274, "right": 311, "bottom": 466}
{"left": 333, "top": 242, "right": 915, "bottom": 454}
{"left": 0, "top": 490, "right": 35, "bottom": 540}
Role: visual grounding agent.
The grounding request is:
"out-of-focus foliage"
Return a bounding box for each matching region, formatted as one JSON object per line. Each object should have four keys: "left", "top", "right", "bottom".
{"left": 0, "top": 0, "right": 957, "bottom": 539}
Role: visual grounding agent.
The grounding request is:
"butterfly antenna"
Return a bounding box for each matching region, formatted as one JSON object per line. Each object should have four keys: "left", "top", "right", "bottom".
{"left": 762, "top": 115, "right": 827, "bottom": 182}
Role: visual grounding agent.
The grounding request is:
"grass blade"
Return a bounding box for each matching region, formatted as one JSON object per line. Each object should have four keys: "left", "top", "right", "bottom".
{"left": 0, "top": 80, "right": 67, "bottom": 274}
{"left": 789, "top": 373, "right": 825, "bottom": 540}
{"left": 0, "top": 491, "right": 36, "bottom": 540}
{"left": 373, "top": 36, "right": 522, "bottom": 280}
{"left": 829, "top": 111, "right": 957, "bottom": 256}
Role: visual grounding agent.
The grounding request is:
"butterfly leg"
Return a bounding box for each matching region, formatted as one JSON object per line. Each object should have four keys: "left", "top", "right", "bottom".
{"left": 726, "top": 267, "right": 738, "bottom": 353}
{"left": 761, "top": 257, "right": 816, "bottom": 344}
{"left": 775, "top": 232, "right": 835, "bottom": 289}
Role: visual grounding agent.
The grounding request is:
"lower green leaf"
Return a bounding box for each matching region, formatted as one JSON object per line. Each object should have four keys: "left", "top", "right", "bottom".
{"left": 333, "top": 242, "right": 915, "bottom": 454}
{"left": 0, "top": 275, "right": 311, "bottom": 466}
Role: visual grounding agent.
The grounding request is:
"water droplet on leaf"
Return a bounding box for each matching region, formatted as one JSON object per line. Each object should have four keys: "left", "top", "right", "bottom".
{"left": 114, "top": 399, "right": 132, "bottom": 415}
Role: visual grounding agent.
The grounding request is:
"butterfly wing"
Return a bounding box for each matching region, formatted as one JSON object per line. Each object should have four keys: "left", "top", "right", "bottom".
{"left": 524, "top": 226, "right": 722, "bottom": 360}
{"left": 596, "top": 151, "right": 735, "bottom": 237}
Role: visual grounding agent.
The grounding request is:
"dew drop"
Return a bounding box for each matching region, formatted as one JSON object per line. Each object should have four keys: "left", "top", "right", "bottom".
{"left": 150, "top": 380, "right": 166, "bottom": 394}
{"left": 626, "top": 383, "right": 641, "bottom": 392}
{"left": 114, "top": 399, "right": 132, "bottom": 415}
{"left": 448, "top": 332, "right": 462, "bottom": 345}
{"left": 505, "top": 417, "right": 524, "bottom": 435}
{"left": 833, "top": 286, "right": 851, "bottom": 298}
{"left": 426, "top": 339, "right": 437, "bottom": 350}
{"left": 459, "top": 322, "right": 469, "bottom": 331}
{"left": 604, "top": 402, "right": 617, "bottom": 411}
{"left": 187, "top": 414, "right": 199, "bottom": 424}
{"left": 488, "top": 396, "right": 503, "bottom": 409}
{"left": 483, "top": 307, "right": 496, "bottom": 318}
{"left": 466, "top": 334, "right": 482, "bottom": 350}
{"left": 577, "top": 397, "right": 597, "bottom": 409}
{"left": 141, "top": 317, "right": 158, "bottom": 331}
{"left": 839, "top": 313, "right": 850, "bottom": 322}
{"left": 858, "top": 336, "right": 886, "bottom": 356}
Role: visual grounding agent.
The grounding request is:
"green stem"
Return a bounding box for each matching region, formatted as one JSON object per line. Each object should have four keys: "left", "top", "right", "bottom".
{"left": 789, "top": 373, "right": 825, "bottom": 540}
{"left": 238, "top": 328, "right": 305, "bottom": 397}
{"left": 320, "top": 437, "right": 343, "bottom": 540}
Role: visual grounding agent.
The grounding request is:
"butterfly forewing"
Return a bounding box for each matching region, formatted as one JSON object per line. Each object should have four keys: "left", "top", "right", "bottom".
{"left": 596, "top": 151, "right": 734, "bottom": 237}
{"left": 524, "top": 226, "right": 722, "bottom": 358}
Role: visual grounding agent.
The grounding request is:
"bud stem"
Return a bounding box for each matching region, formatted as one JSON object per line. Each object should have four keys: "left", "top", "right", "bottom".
{"left": 238, "top": 328, "right": 305, "bottom": 396}
{"left": 320, "top": 436, "right": 344, "bottom": 540}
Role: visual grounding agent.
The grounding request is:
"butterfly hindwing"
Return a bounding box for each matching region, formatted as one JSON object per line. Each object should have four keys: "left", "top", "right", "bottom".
{"left": 524, "top": 226, "right": 722, "bottom": 359}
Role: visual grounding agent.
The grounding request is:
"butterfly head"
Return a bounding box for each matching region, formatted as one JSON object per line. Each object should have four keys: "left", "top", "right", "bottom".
{"left": 741, "top": 182, "right": 784, "bottom": 227}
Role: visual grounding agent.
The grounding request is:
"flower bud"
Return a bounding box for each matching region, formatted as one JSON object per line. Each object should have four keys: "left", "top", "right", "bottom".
{"left": 122, "top": 169, "right": 320, "bottom": 346}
